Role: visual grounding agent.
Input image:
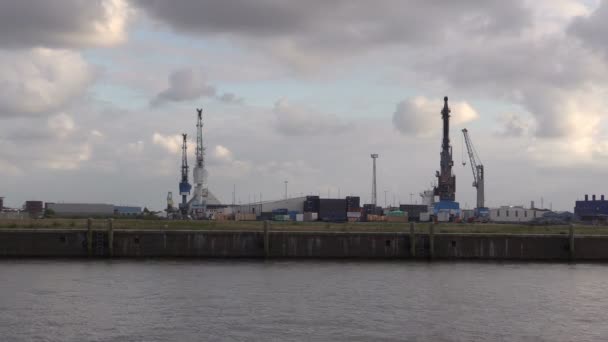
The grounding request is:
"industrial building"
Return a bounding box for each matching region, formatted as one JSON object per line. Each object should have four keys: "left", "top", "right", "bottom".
{"left": 114, "top": 206, "right": 142, "bottom": 216}
{"left": 489, "top": 206, "right": 550, "bottom": 223}
{"left": 236, "top": 197, "right": 306, "bottom": 216}
{"left": 575, "top": 195, "right": 608, "bottom": 222}
{"left": 24, "top": 201, "right": 44, "bottom": 218}
{"left": 45, "top": 203, "right": 114, "bottom": 217}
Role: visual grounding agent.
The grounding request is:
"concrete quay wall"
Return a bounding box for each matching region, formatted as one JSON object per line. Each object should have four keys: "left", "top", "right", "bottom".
{"left": 0, "top": 229, "right": 607, "bottom": 260}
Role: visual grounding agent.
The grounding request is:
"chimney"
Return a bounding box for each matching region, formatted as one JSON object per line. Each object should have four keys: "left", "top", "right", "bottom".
{"left": 603, "top": 195, "right": 605, "bottom": 201}
{"left": 585, "top": 194, "right": 589, "bottom": 201}
{"left": 593, "top": 194, "right": 596, "bottom": 201}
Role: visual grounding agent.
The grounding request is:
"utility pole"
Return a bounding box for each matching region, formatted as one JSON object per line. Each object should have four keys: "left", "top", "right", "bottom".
{"left": 541, "top": 197, "right": 544, "bottom": 209}
{"left": 384, "top": 190, "right": 388, "bottom": 208}
{"left": 371, "top": 154, "right": 379, "bottom": 206}
{"left": 284, "top": 180, "right": 288, "bottom": 199}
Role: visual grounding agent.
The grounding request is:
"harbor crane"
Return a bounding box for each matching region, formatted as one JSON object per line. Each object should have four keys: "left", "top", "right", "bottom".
{"left": 178, "top": 133, "right": 192, "bottom": 218}
{"left": 461, "top": 128, "right": 488, "bottom": 217}
{"left": 188, "top": 108, "right": 208, "bottom": 219}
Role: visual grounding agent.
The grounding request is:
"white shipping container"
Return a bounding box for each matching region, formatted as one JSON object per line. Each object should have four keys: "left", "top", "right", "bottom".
{"left": 296, "top": 214, "right": 304, "bottom": 222}
{"left": 437, "top": 211, "right": 450, "bottom": 222}
{"left": 347, "top": 211, "right": 361, "bottom": 218}
{"left": 420, "top": 212, "right": 430, "bottom": 222}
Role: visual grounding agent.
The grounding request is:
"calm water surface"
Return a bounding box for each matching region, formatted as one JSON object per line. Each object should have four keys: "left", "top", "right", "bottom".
{"left": 0, "top": 260, "right": 607, "bottom": 341}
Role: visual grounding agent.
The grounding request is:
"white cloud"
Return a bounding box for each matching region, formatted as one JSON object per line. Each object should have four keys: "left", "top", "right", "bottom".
{"left": 44, "top": 143, "right": 92, "bottom": 171}
{"left": 213, "top": 145, "right": 233, "bottom": 162}
{"left": 48, "top": 113, "right": 76, "bottom": 139}
{"left": 0, "top": 49, "right": 93, "bottom": 117}
{"left": 91, "top": 130, "right": 104, "bottom": 138}
{"left": 152, "top": 132, "right": 183, "bottom": 154}
{"left": 392, "top": 96, "right": 479, "bottom": 137}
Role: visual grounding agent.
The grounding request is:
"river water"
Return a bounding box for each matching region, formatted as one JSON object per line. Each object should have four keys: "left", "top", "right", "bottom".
{"left": 0, "top": 260, "right": 607, "bottom": 341}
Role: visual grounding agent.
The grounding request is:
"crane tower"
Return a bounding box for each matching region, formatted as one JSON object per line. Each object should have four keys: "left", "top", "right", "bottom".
{"left": 434, "top": 97, "right": 456, "bottom": 201}
{"left": 188, "top": 108, "right": 208, "bottom": 218}
{"left": 432, "top": 96, "right": 460, "bottom": 220}
{"left": 178, "top": 133, "right": 191, "bottom": 217}
{"left": 462, "top": 128, "right": 488, "bottom": 217}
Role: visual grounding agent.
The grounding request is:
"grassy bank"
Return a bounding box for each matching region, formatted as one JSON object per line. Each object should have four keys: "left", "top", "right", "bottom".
{"left": 0, "top": 218, "right": 607, "bottom": 235}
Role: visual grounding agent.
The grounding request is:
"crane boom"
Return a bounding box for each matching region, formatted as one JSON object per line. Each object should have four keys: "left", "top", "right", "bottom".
{"left": 462, "top": 129, "right": 485, "bottom": 211}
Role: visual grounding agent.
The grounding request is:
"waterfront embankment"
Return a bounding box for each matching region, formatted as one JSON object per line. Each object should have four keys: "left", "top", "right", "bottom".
{"left": 0, "top": 221, "right": 606, "bottom": 260}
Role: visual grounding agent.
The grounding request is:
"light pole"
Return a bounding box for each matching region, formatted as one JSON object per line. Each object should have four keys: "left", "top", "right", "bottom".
{"left": 384, "top": 190, "right": 388, "bottom": 208}
{"left": 284, "top": 180, "right": 288, "bottom": 199}
{"left": 371, "top": 154, "right": 379, "bottom": 206}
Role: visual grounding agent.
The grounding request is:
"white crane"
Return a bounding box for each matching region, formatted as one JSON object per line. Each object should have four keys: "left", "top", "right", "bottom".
{"left": 188, "top": 108, "right": 209, "bottom": 219}
{"left": 461, "top": 128, "right": 487, "bottom": 217}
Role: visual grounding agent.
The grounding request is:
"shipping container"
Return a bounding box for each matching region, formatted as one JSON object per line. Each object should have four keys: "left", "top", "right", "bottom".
{"left": 304, "top": 196, "right": 320, "bottom": 213}
{"left": 420, "top": 212, "right": 431, "bottom": 222}
{"left": 288, "top": 211, "right": 299, "bottom": 221}
{"left": 345, "top": 196, "right": 360, "bottom": 211}
{"left": 386, "top": 215, "right": 408, "bottom": 223}
{"left": 303, "top": 212, "right": 318, "bottom": 221}
{"left": 319, "top": 199, "right": 347, "bottom": 222}
{"left": 399, "top": 204, "right": 428, "bottom": 221}
{"left": 273, "top": 214, "right": 291, "bottom": 221}
{"left": 437, "top": 211, "right": 450, "bottom": 222}
{"left": 235, "top": 213, "right": 257, "bottom": 221}
{"left": 259, "top": 212, "right": 274, "bottom": 221}
{"left": 296, "top": 214, "right": 304, "bottom": 222}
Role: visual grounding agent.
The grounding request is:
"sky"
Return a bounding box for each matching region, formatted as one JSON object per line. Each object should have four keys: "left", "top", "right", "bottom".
{"left": 1, "top": 0, "right": 608, "bottom": 211}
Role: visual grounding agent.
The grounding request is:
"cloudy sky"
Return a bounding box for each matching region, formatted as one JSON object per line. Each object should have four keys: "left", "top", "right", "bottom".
{"left": 1, "top": 0, "right": 607, "bottom": 211}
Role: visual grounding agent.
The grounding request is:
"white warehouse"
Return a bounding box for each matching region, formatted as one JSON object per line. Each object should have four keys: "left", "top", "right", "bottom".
{"left": 489, "top": 206, "right": 551, "bottom": 223}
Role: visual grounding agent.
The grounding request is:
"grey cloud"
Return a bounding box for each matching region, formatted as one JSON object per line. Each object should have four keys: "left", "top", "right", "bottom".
{"left": 392, "top": 99, "right": 435, "bottom": 137}
{"left": 412, "top": 33, "right": 608, "bottom": 139}
{"left": 497, "top": 113, "right": 529, "bottom": 137}
{"left": 0, "top": 0, "right": 128, "bottom": 49}
{"left": 134, "top": 0, "right": 531, "bottom": 62}
{"left": 151, "top": 68, "right": 217, "bottom": 106}
{"left": 218, "top": 92, "right": 244, "bottom": 105}
{"left": 273, "top": 99, "right": 353, "bottom": 136}
{"left": 569, "top": 2, "right": 608, "bottom": 56}
{"left": 151, "top": 68, "right": 244, "bottom": 106}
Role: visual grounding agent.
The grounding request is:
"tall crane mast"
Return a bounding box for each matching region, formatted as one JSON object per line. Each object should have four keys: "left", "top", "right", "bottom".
{"left": 179, "top": 133, "right": 192, "bottom": 217}
{"left": 461, "top": 128, "right": 486, "bottom": 212}
{"left": 188, "top": 108, "right": 208, "bottom": 218}
{"left": 434, "top": 97, "right": 456, "bottom": 202}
